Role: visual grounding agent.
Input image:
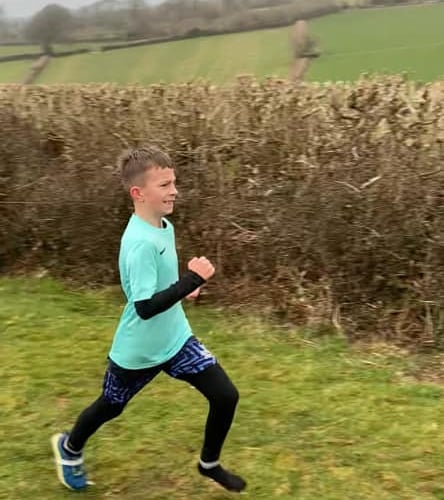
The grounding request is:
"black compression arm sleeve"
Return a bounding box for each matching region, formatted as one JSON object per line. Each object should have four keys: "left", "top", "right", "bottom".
{"left": 134, "top": 271, "right": 205, "bottom": 320}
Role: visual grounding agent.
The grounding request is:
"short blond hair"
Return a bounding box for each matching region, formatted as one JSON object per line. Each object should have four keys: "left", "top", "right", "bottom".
{"left": 118, "top": 145, "right": 174, "bottom": 191}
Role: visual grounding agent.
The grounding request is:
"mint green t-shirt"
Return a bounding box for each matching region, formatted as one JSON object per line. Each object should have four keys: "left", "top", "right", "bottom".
{"left": 109, "top": 214, "right": 192, "bottom": 369}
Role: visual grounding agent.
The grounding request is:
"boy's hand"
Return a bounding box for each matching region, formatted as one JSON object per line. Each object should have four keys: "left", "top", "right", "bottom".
{"left": 188, "top": 257, "right": 215, "bottom": 281}
{"left": 186, "top": 287, "right": 201, "bottom": 300}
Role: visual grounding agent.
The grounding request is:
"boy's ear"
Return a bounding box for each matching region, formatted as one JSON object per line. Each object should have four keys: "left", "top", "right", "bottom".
{"left": 130, "top": 185, "right": 142, "bottom": 201}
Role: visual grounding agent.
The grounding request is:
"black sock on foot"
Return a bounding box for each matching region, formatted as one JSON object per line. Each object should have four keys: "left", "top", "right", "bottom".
{"left": 198, "top": 463, "right": 246, "bottom": 492}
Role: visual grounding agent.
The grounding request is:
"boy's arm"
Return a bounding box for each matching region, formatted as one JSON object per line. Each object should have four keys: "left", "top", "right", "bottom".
{"left": 130, "top": 246, "right": 214, "bottom": 321}
{"left": 134, "top": 271, "right": 205, "bottom": 320}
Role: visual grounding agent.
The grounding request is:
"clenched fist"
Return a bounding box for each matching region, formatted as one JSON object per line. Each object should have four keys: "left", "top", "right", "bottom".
{"left": 188, "top": 256, "right": 215, "bottom": 281}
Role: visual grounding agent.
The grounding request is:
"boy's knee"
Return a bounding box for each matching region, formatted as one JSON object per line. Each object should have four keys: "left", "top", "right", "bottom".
{"left": 216, "top": 383, "right": 239, "bottom": 410}
{"left": 231, "top": 385, "right": 240, "bottom": 406}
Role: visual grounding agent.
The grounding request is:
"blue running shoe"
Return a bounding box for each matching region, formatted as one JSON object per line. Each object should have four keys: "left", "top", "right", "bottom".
{"left": 51, "top": 433, "right": 88, "bottom": 490}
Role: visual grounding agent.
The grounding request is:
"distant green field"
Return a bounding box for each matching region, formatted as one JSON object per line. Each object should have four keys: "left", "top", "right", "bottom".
{"left": 308, "top": 4, "right": 444, "bottom": 82}
{"left": 0, "top": 3, "right": 443, "bottom": 85}
{"left": 36, "top": 29, "right": 292, "bottom": 85}
{"left": 0, "top": 43, "right": 104, "bottom": 83}
{"left": 0, "top": 45, "right": 41, "bottom": 56}
{"left": 0, "top": 60, "right": 32, "bottom": 83}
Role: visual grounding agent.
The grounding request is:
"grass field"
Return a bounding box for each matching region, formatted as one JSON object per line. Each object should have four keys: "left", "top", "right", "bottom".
{"left": 0, "top": 43, "right": 103, "bottom": 83}
{"left": 1, "top": 277, "right": 443, "bottom": 499}
{"left": 39, "top": 3, "right": 444, "bottom": 84}
{"left": 308, "top": 4, "right": 444, "bottom": 82}
{"left": 0, "top": 45, "right": 41, "bottom": 56}
{"left": 0, "top": 59, "right": 33, "bottom": 83}
{"left": 35, "top": 29, "right": 292, "bottom": 85}
{"left": 0, "top": 4, "right": 443, "bottom": 85}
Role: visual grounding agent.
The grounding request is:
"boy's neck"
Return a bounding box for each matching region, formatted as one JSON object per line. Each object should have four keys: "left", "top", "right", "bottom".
{"left": 134, "top": 206, "right": 163, "bottom": 228}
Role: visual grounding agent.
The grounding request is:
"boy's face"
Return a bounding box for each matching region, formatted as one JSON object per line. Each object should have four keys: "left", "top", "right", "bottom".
{"left": 130, "top": 166, "right": 177, "bottom": 218}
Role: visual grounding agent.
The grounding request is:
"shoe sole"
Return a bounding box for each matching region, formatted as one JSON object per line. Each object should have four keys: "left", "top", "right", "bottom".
{"left": 51, "top": 433, "right": 75, "bottom": 491}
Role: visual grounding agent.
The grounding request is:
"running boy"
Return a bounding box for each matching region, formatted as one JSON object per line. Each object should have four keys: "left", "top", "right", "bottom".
{"left": 51, "top": 146, "right": 246, "bottom": 493}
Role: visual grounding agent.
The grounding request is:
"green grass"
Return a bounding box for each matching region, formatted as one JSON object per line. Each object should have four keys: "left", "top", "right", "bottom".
{"left": 0, "top": 60, "right": 33, "bottom": 83}
{"left": 0, "top": 43, "right": 105, "bottom": 84}
{"left": 0, "top": 43, "right": 106, "bottom": 83}
{"left": 33, "top": 29, "right": 292, "bottom": 85}
{"left": 33, "top": 3, "right": 444, "bottom": 85}
{"left": 308, "top": 4, "right": 444, "bottom": 82}
{"left": 1, "top": 277, "right": 443, "bottom": 499}
{"left": 0, "top": 45, "right": 41, "bottom": 56}
{"left": 1, "top": 4, "right": 443, "bottom": 84}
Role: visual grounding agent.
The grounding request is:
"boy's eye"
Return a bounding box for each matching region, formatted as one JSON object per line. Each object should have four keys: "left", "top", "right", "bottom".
{"left": 160, "top": 180, "right": 176, "bottom": 188}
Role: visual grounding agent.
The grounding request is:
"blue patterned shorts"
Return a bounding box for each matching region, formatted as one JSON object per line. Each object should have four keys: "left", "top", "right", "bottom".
{"left": 103, "top": 336, "right": 216, "bottom": 405}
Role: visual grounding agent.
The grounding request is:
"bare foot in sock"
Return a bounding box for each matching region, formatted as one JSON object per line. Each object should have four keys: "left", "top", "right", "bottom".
{"left": 198, "top": 463, "right": 246, "bottom": 492}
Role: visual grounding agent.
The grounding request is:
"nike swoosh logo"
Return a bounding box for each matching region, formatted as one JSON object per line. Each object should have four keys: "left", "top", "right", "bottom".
{"left": 160, "top": 247, "right": 166, "bottom": 255}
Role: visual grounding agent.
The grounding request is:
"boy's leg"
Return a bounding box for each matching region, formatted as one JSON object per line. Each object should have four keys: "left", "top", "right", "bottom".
{"left": 67, "top": 359, "right": 161, "bottom": 451}
{"left": 182, "top": 364, "right": 239, "bottom": 463}
{"left": 52, "top": 360, "right": 160, "bottom": 490}
{"left": 165, "top": 337, "right": 246, "bottom": 492}
{"left": 65, "top": 395, "right": 125, "bottom": 453}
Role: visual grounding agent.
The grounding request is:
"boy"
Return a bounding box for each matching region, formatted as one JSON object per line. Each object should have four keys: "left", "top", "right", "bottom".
{"left": 51, "top": 146, "right": 246, "bottom": 493}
